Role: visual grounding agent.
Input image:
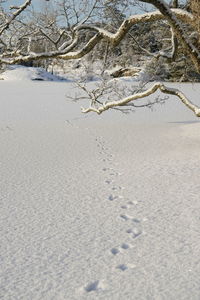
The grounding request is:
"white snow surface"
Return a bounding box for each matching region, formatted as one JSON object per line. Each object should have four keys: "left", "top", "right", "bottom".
{"left": 0, "top": 79, "right": 200, "bottom": 300}
{"left": 0, "top": 65, "right": 67, "bottom": 81}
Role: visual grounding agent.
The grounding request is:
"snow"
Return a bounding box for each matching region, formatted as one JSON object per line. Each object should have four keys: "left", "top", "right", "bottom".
{"left": 0, "top": 78, "right": 200, "bottom": 300}
{"left": 0, "top": 65, "right": 68, "bottom": 82}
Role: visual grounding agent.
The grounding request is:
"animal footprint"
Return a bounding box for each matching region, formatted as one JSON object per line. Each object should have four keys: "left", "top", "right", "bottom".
{"left": 127, "top": 201, "right": 133, "bottom": 205}
{"left": 84, "top": 280, "right": 104, "bottom": 293}
{"left": 111, "top": 243, "right": 131, "bottom": 256}
{"left": 110, "top": 248, "right": 120, "bottom": 255}
{"left": 121, "top": 243, "right": 130, "bottom": 250}
{"left": 126, "top": 228, "right": 142, "bottom": 239}
{"left": 121, "top": 205, "right": 128, "bottom": 209}
{"left": 132, "top": 218, "right": 140, "bottom": 223}
{"left": 120, "top": 214, "right": 134, "bottom": 221}
{"left": 120, "top": 214, "right": 129, "bottom": 221}
{"left": 116, "top": 264, "right": 128, "bottom": 271}
{"left": 120, "top": 201, "right": 138, "bottom": 210}
{"left": 120, "top": 214, "right": 141, "bottom": 223}
{"left": 132, "top": 228, "right": 142, "bottom": 238}
{"left": 108, "top": 194, "right": 118, "bottom": 201}
{"left": 116, "top": 263, "right": 136, "bottom": 272}
{"left": 112, "top": 186, "right": 124, "bottom": 191}
{"left": 108, "top": 194, "right": 123, "bottom": 201}
{"left": 128, "top": 200, "right": 138, "bottom": 205}
{"left": 105, "top": 180, "right": 111, "bottom": 184}
{"left": 109, "top": 171, "right": 122, "bottom": 177}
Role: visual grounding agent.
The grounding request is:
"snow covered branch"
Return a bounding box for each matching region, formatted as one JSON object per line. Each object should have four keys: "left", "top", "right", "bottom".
{"left": 0, "top": 0, "right": 32, "bottom": 36}
{"left": 0, "top": 8, "right": 194, "bottom": 65}
{"left": 81, "top": 83, "right": 200, "bottom": 117}
{"left": 74, "top": 9, "right": 194, "bottom": 46}
{"left": 139, "top": 0, "right": 200, "bottom": 72}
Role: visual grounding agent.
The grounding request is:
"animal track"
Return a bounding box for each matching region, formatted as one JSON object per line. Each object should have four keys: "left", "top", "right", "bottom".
{"left": 120, "top": 214, "right": 141, "bottom": 224}
{"left": 120, "top": 214, "right": 137, "bottom": 221}
{"left": 110, "top": 243, "right": 131, "bottom": 255}
{"left": 108, "top": 194, "right": 118, "bottom": 201}
{"left": 116, "top": 263, "right": 136, "bottom": 271}
{"left": 120, "top": 214, "right": 130, "bottom": 221}
{"left": 128, "top": 200, "right": 138, "bottom": 205}
{"left": 111, "top": 248, "right": 120, "bottom": 255}
{"left": 84, "top": 280, "right": 104, "bottom": 293}
{"left": 126, "top": 227, "right": 142, "bottom": 238}
{"left": 95, "top": 136, "right": 143, "bottom": 277}
{"left": 132, "top": 218, "right": 140, "bottom": 223}
{"left": 105, "top": 180, "right": 111, "bottom": 184}
{"left": 84, "top": 281, "right": 99, "bottom": 292}
{"left": 109, "top": 172, "right": 122, "bottom": 177}
{"left": 120, "top": 204, "right": 132, "bottom": 210}
{"left": 117, "top": 264, "right": 128, "bottom": 271}
{"left": 102, "top": 167, "right": 115, "bottom": 173}
{"left": 111, "top": 186, "right": 124, "bottom": 191}
{"left": 108, "top": 194, "right": 123, "bottom": 201}
{"left": 121, "top": 243, "right": 130, "bottom": 250}
{"left": 121, "top": 205, "right": 128, "bottom": 209}
{"left": 132, "top": 228, "right": 142, "bottom": 238}
{"left": 120, "top": 201, "right": 138, "bottom": 210}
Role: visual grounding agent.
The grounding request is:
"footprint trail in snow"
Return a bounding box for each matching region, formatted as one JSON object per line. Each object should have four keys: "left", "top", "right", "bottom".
{"left": 83, "top": 135, "right": 145, "bottom": 290}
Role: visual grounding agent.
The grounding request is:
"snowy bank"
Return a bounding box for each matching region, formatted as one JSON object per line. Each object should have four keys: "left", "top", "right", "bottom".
{"left": 0, "top": 65, "right": 68, "bottom": 82}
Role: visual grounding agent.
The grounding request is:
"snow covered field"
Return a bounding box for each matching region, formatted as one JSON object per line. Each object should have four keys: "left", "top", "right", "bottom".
{"left": 0, "top": 79, "right": 200, "bottom": 299}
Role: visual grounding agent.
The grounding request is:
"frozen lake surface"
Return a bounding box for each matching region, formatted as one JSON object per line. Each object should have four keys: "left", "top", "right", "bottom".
{"left": 0, "top": 81, "right": 200, "bottom": 299}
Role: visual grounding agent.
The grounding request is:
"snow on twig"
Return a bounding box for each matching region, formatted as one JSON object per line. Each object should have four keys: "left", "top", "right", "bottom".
{"left": 81, "top": 83, "right": 200, "bottom": 117}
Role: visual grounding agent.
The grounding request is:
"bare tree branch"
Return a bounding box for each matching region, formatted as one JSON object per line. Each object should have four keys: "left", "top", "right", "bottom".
{"left": 0, "top": 0, "right": 32, "bottom": 36}
{"left": 0, "top": 8, "right": 194, "bottom": 65}
{"left": 139, "top": 0, "right": 200, "bottom": 72}
{"left": 81, "top": 83, "right": 200, "bottom": 117}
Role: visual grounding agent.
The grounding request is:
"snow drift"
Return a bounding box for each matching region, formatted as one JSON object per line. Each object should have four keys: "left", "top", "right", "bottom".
{"left": 0, "top": 65, "right": 68, "bottom": 82}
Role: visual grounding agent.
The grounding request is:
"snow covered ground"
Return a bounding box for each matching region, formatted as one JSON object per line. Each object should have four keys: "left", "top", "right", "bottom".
{"left": 0, "top": 65, "right": 67, "bottom": 82}
{"left": 0, "top": 78, "right": 200, "bottom": 299}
